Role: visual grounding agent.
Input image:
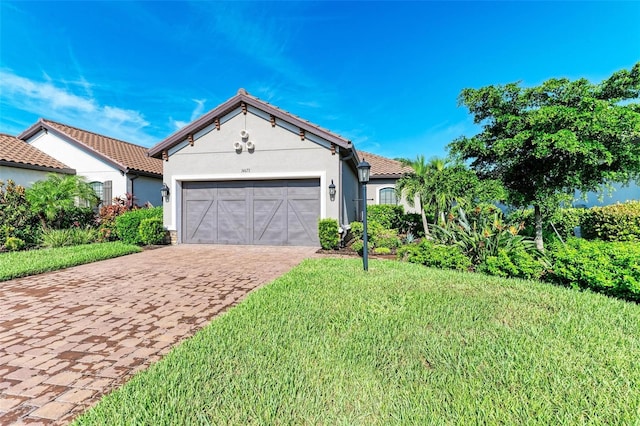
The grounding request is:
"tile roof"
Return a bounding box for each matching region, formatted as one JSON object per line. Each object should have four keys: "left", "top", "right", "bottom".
{"left": 149, "top": 88, "right": 353, "bottom": 158}
{"left": 19, "top": 119, "right": 163, "bottom": 177}
{"left": 358, "top": 151, "right": 413, "bottom": 178}
{"left": 0, "top": 133, "right": 75, "bottom": 174}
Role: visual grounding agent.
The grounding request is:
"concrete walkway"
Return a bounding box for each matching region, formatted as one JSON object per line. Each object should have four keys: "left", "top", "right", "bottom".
{"left": 0, "top": 245, "right": 317, "bottom": 425}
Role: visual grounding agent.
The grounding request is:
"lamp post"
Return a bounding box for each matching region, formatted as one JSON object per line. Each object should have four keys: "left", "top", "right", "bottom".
{"left": 357, "top": 159, "right": 371, "bottom": 271}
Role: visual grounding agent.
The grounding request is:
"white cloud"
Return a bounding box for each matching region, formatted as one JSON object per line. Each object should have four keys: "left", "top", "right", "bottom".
{"left": 190, "top": 99, "right": 206, "bottom": 121}
{"left": 1, "top": 70, "right": 97, "bottom": 112}
{"left": 0, "top": 70, "right": 156, "bottom": 146}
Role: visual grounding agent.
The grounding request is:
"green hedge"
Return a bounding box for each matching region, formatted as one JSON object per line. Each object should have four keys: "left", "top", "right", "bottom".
{"left": 581, "top": 201, "right": 640, "bottom": 242}
{"left": 478, "top": 247, "right": 546, "bottom": 280}
{"left": 115, "top": 207, "right": 163, "bottom": 245}
{"left": 139, "top": 218, "right": 166, "bottom": 246}
{"left": 367, "top": 205, "right": 404, "bottom": 229}
{"left": 548, "top": 238, "right": 640, "bottom": 302}
{"left": 397, "top": 240, "right": 472, "bottom": 271}
{"left": 318, "top": 218, "right": 339, "bottom": 250}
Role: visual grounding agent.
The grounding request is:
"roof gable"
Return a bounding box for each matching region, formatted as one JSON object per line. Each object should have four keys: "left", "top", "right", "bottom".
{"left": 149, "top": 89, "right": 353, "bottom": 158}
{"left": 0, "top": 133, "right": 75, "bottom": 174}
{"left": 18, "top": 119, "right": 162, "bottom": 177}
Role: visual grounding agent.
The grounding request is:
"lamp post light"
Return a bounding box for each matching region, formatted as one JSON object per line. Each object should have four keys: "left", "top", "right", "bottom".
{"left": 357, "top": 159, "right": 371, "bottom": 271}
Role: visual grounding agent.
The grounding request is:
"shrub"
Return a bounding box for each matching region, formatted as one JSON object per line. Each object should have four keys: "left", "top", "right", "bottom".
{"left": 349, "top": 221, "right": 364, "bottom": 241}
{"left": 57, "top": 206, "right": 97, "bottom": 229}
{"left": 98, "top": 204, "right": 130, "bottom": 241}
{"left": 318, "top": 218, "right": 339, "bottom": 250}
{"left": 371, "top": 227, "right": 401, "bottom": 249}
{"left": 42, "top": 229, "right": 73, "bottom": 248}
{"left": 367, "top": 205, "right": 404, "bottom": 229}
{"left": 547, "top": 238, "right": 640, "bottom": 301}
{"left": 350, "top": 240, "right": 364, "bottom": 255}
{"left": 71, "top": 227, "right": 100, "bottom": 245}
{"left": 478, "top": 247, "right": 546, "bottom": 280}
{"left": 4, "top": 237, "right": 25, "bottom": 252}
{"left": 373, "top": 247, "right": 391, "bottom": 255}
{"left": 115, "top": 207, "right": 162, "bottom": 245}
{"left": 581, "top": 201, "right": 640, "bottom": 242}
{"left": 399, "top": 213, "right": 425, "bottom": 237}
{"left": 139, "top": 218, "right": 166, "bottom": 246}
{"left": 0, "top": 180, "right": 41, "bottom": 247}
{"left": 398, "top": 240, "right": 472, "bottom": 271}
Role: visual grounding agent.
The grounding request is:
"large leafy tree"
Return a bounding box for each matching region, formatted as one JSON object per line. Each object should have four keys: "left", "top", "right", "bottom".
{"left": 25, "top": 174, "right": 98, "bottom": 230}
{"left": 450, "top": 63, "right": 640, "bottom": 251}
{"left": 396, "top": 155, "right": 504, "bottom": 236}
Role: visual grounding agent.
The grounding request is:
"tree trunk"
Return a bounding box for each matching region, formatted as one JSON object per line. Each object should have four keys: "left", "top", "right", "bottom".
{"left": 38, "top": 213, "right": 48, "bottom": 232}
{"left": 419, "top": 196, "right": 431, "bottom": 239}
{"left": 534, "top": 204, "right": 544, "bottom": 252}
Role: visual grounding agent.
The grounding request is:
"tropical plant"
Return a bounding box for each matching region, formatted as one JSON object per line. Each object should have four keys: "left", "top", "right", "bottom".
{"left": 396, "top": 155, "right": 504, "bottom": 237}
{"left": 25, "top": 174, "right": 99, "bottom": 230}
{"left": 431, "top": 207, "right": 546, "bottom": 268}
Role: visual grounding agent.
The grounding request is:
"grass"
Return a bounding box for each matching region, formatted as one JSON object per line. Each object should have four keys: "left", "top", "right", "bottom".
{"left": 0, "top": 242, "right": 141, "bottom": 281}
{"left": 75, "top": 258, "right": 640, "bottom": 425}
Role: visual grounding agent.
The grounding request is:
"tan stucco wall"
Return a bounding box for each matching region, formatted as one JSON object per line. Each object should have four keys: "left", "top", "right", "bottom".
{"left": 162, "top": 109, "right": 343, "bottom": 234}
{"left": 367, "top": 178, "right": 421, "bottom": 214}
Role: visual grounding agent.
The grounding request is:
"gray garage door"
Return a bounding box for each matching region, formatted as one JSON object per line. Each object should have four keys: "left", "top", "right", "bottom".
{"left": 182, "top": 179, "right": 320, "bottom": 246}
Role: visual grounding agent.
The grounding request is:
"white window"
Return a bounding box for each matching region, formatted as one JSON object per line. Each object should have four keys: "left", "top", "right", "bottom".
{"left": 379, "top": 187, "right": 397, "bottom": 205}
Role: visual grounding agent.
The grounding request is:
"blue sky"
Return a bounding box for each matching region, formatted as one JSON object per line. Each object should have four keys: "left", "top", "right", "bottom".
{"left": 1, "top": 1, "right": 638, "bottom": 160}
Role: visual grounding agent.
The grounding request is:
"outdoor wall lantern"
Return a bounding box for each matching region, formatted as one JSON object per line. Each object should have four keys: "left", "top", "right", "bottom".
{"left": 161, "top": 183, "right": 170, "bottom": 202}
{"left": 329, "top": 179, "right": 336, "bottom": 201}
{"left": 357, "top": 159, "right": 371, "bottom": 271}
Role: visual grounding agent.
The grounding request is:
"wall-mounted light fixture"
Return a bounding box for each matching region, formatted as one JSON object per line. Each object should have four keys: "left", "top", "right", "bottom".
{"left": 161, "top": 183, "right": 170, "bottom": 202}
{"left": 329, "top": 179, "right": 336, "bottom": 201}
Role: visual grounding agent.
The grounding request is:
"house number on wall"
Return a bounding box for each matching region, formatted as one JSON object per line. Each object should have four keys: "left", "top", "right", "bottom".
{"left": 241, "top": 168, "right": 251, "bottom": 173}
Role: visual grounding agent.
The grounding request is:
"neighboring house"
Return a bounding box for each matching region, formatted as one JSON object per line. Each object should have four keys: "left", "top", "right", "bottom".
{"left": 149, "top": 89, "right": 365, "bottom": 246}
{"left": 358, "top": 151, "right": 418, "bottom": 213}
{"left": 18, "top": 119, "right": 163, "bottom": 207}
{"left": 575, "top": 181, "right": 640, "bottom": 208}
{"left": 0, "top": 133, "right": 75, "bottom": 187}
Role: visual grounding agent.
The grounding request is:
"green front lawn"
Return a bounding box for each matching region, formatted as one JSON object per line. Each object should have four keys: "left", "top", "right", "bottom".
{"left": 0, "top": 242, "right": 141, "bottom": 282}
{"left": 75, "top": 258, "right": 640, "bottom": 424}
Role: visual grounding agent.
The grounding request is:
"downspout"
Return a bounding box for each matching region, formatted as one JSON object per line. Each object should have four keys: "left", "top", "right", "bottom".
{"left": 127, "top": 171, "right": 139, "bottom": 207}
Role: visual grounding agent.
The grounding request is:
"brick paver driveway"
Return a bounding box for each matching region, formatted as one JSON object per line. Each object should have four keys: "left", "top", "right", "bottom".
{"left": 0, "top": 245, "right": 317, "bottom": 425}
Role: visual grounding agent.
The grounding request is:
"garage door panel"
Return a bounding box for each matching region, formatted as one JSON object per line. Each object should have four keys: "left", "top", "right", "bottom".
{"left": 182, "top": 179, "right": 319, "bottom": 245}
{"left": 184, "top": 199, "right": 216, "bottom": 243}
{"left": 217, "top": 200, "right": 248, "bottom": 244}
{"left": 287, "top": 199, "right": 319, "bottom": 245}
{"left": 253, "top": 199, "right": 285, "bottom": 245}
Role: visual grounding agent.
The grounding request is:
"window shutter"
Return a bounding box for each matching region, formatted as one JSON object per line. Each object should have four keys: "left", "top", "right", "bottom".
{"left": 103, "top": 180, "right": 112, "bottom": 205}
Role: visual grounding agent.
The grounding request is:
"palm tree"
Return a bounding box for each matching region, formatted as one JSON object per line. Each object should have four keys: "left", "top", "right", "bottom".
{"left": 396, "top": 155, "right": 471, "bottom": 237}
{"left": 26, "top": 174, "right": 98, "bottom": 230}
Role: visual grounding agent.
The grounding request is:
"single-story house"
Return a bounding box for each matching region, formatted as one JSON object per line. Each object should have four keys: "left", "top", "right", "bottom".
{"left": 148, "top": 89, "right": 414, "bottom": 246}
{"left": 0, "top": 133, "right": 75, "bottom": 187}
{"left": 362, "top": 151, "right": 417, "bottom": 213}
{"left": 18, "top": 119, "right": 163, "bottom": 207}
